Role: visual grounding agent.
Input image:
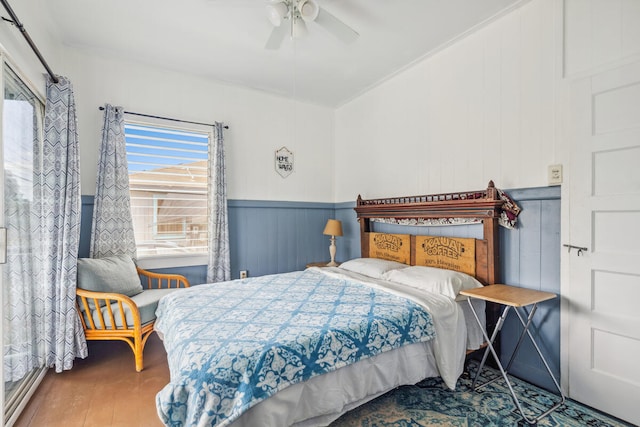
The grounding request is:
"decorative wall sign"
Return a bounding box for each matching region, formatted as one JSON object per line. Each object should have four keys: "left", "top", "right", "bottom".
{"left": 275, "top": 146, "right": 294, "bottom": 178}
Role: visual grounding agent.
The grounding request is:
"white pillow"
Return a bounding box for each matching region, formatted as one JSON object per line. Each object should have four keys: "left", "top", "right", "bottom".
{"left": 338, "top": 258, "right": 408, "bottom": 279}
{"left": 382, "top": 266, "right": 483, "bottom": 299}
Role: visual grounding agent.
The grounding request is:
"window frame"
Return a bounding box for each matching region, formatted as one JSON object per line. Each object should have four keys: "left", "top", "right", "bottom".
{"left": 124, "top": 116, "right": 212, "bottom": 269}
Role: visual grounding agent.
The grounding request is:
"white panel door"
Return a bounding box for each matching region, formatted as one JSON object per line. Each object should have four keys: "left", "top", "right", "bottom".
{"left": 567, "top": 60, "right": 640, "bottom": 426}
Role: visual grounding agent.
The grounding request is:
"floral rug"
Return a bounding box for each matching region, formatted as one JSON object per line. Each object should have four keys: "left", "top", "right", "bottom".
{"left": 331, "top": 360, "right": 634, "bottom": 427}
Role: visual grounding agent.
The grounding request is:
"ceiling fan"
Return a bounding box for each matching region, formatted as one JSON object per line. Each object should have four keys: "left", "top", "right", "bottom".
{"left": 264, "top": 0, "right": 359, "bottom": 50}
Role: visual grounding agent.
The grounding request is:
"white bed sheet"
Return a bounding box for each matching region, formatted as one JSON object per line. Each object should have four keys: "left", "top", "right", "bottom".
{"left": 226, "top": 267, "right": 486, "bottom": 427}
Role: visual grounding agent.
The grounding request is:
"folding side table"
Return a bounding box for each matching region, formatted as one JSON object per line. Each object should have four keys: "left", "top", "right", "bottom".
{"left": 460, "top": 284, "right": 565, "bottom": 424}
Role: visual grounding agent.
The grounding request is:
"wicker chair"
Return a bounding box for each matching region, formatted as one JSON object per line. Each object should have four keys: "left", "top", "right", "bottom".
{"left": 76, "top": 265, "right": 190, "bottom": 372}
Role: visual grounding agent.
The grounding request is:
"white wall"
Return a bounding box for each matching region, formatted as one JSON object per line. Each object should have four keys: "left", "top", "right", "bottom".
{"left": 6, "top": 0, "right": 638, "bottom": 206}
{"left": 61, "top": 48, "right": 334, "bottom": 202}
{"left": 1, "top": 0, "right": 567, "bottom": 207}
{"left": 2, "top": 0, "right": 335, "bottom": 203}
{"left": 564, "top": 0, "right": 640, "bottom": 78}
{"left": 334, "top": 0, "right": 563, "bottom": 202}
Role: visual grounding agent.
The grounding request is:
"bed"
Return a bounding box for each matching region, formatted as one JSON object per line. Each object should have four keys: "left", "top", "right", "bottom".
{"left": 155, "top": 181, "right": 507, "bottom": 427}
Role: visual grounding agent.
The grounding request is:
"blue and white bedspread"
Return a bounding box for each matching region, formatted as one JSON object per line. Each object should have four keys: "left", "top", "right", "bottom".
{"left": 155, "top": 269, "right": 436, "bottom": 427}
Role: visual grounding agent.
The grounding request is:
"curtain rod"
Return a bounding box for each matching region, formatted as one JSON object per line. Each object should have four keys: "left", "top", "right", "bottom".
{"left": 98, "top": 106, "right": 229, "bottom": 129}
{"left": 1, "top": 0, "right": 58, "bottom": 84}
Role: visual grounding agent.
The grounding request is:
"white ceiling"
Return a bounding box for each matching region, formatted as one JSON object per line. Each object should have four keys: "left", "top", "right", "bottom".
{"left": 44, "top": 0, "right": 525, "bottom": 107}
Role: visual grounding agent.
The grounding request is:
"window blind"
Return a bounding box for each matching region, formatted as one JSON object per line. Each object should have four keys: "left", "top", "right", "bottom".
{"left": 125, "top": 123, "right": 210, "bottom": 257}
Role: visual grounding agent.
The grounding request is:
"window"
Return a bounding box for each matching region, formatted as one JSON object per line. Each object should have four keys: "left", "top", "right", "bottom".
{"left": 125, "top": 122, "right": 210, "bottom": 257}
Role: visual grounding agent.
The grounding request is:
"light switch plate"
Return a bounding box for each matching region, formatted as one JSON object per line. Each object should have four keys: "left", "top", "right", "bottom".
{"left": 548, "top": 164, "right": 563, "bottom": 185}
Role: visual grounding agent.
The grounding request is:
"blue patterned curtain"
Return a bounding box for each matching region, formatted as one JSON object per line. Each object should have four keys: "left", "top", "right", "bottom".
{"left": 38, "top": 75, "right": 88, "bottom": 372}
{"left": 90, "top": 104, "right": 136, "bottom": 259}
{"left": 206, "top": 123, "right": 230, "bottom": 282}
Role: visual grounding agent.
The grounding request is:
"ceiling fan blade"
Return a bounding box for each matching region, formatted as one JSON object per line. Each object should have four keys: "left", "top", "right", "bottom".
{"left": 265, "top": 24, "right": 288, "bottom": 50}
{"left": 315, "top": 7, "right": 358, "bottom": 44}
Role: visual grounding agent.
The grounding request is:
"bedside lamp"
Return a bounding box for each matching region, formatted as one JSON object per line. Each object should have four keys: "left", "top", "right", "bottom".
{"left": 323, "top": 219, "right": 343, "bottom": 267}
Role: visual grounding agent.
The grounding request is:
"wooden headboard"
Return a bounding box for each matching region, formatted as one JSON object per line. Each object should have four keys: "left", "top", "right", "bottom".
{"left": 354, "top": 181, "right": 504, "bottom": 285}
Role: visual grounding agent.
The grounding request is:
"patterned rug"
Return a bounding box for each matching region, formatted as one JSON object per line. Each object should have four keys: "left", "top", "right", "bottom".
{"left": 330, "top": 360, "right": 634, "bottom": 427}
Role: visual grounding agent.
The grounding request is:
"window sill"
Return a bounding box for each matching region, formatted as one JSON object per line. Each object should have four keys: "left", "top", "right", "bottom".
{"left": 136, "top": 254, "right": 207, "bottom": 270}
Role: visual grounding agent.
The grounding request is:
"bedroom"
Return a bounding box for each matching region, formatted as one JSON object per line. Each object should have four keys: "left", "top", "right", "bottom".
{"left": 0, "top": 0, "right": 639, "bottom": 426}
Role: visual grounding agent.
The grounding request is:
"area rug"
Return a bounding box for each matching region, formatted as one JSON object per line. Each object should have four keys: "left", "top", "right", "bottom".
{"left": 330, "top": 360, "right": 634, "bottom": 427}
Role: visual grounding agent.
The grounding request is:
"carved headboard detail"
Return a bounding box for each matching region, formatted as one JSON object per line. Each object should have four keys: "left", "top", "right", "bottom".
{"left": 354, "top": 181, "right": 504, "bottom": 285}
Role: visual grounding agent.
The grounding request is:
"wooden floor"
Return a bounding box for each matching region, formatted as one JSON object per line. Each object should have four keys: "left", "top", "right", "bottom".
{"left": 14, "top": 334, "right": 169, "bottom": 427}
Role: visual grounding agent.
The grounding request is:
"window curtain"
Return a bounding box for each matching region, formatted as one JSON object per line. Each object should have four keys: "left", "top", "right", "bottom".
{"left": 38, "top": 75, "right": 87, "bottom": 372}
{"left": 3, "top": 173, "right": 41, "bottom": 381}
{"left": 206, "top": 122, "right": 230, "bottom": 282}
{"left": 3, "top": 70, "right": 45, "bottom": 381}
{"left": 90, "top": 104, "right": 136, "bottom": 259}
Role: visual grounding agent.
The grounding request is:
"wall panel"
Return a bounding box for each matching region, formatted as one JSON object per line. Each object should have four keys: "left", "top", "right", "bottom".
{"left": 81, "top": 191, "right": 559, "bottom": 389}
{"left": 80, "top": 197, "right": 334, "bottom": 283}
{"left": 338, "top": 187, "right": 561, "bottom": 391}
{"left": 500, "top": 186, "right": 561, "bottom": 391}
{"left": 335, "top": 0, "right": 560, "bottom": 201}
{"left": 564, "top": 0, "right": 640, "bottom": 77}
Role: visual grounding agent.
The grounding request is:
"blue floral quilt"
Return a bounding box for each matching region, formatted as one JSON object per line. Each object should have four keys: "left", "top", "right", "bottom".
{"left": 155, "top": 269, "right": 436, "bottom": 427}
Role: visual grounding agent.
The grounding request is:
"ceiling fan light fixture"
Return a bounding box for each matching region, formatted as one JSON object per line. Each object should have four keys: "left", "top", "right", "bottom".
{"left": 292, "top": 17, "right": 308, "bottom": 38}
{"left": 266, "top": 1, "right": 289, "bottom": 27}
{"left": 297, "top": 0, "right": 319, "bottom": 22}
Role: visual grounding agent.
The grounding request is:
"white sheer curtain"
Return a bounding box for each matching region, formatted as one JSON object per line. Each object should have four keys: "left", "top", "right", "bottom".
{"left": 206, "top": 122, "right": 230, "bottom": 282}
{"left": 3, "top": 170, "right": 41, "bottom": 381}
{"left": 2, "top": 66, "right": 45, "bottom": 381}
{"left": 90, "top": 104, "right": 137, "bottom": 259}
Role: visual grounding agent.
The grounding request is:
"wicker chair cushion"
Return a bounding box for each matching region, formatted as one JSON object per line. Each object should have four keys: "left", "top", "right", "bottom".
{"left": 77, "top": 255, "right": 143, "bottom": 299}
{"left": 82, "top": 288, "right": 179, "bottom": 329}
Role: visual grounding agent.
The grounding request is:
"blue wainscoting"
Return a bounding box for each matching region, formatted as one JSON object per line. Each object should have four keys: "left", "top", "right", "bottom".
{"left": 79, "top": 197, "right": 336, "bottom": 283}
{"left": 79, "top": 186, "right": 560, "bottom": 390}
{"left": 336, "top": 186, "right": 561, "bottom": 391}
{"left": 227, "top": 200, "right": 334, "bottom": 277}
{"left": 499, "top": 186, "right": 561, "bottom": 392}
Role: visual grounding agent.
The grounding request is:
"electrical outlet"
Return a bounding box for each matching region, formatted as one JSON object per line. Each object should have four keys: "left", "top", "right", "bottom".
{"left": 240, "top": 270, "right": 248, "bottom": 279}
{"left": 548, "top": 164, "right": 563, "bottom": 185}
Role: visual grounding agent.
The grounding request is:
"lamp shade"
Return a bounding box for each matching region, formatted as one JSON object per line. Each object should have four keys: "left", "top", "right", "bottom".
{"left": 298, "top": 0, "right": 319, "bottom": 22}
{"left": 323, "top": 219, "right": 343, "bottom": 237}
{"left": 266, "top": 2, "right": 289, "bottom": 27}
